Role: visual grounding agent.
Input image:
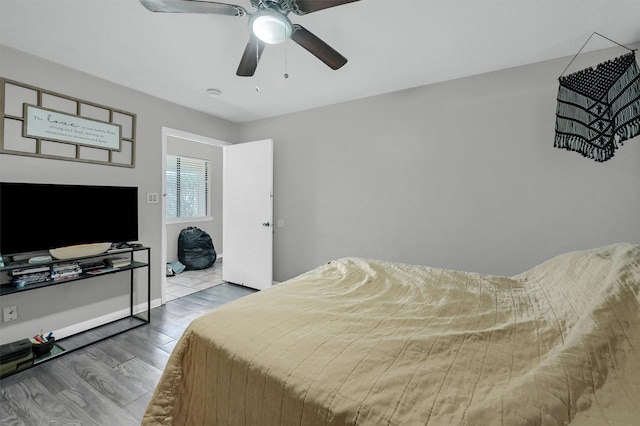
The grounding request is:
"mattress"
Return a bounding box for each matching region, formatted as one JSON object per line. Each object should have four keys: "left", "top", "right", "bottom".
{"left": 143, "top": 242, "right": 640, "bottom": 425}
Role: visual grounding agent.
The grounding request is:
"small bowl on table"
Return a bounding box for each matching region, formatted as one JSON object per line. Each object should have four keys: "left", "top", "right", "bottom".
{"left": 32, "top": 337, "right": 55, "bottom": 357}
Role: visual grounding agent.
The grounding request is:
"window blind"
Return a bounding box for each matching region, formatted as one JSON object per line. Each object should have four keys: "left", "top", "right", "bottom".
{"left": 166, "top": 155, "right": 209, "bottom": 219}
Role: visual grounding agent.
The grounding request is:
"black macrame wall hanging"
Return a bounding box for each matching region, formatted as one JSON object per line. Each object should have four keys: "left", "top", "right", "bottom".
{"left": 555, "top": 33, "right": 640, "bottom": 162}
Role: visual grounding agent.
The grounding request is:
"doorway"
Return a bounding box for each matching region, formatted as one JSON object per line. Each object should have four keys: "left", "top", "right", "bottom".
{"left": 160, "top": 128, "right": 274, "bottom": 303}
{"left": 161, "top": 127, "right": 229, "bottom": 305}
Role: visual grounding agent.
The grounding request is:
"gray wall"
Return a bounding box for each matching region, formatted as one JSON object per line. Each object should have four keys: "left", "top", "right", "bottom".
{"left": 240, "top": 44, "right": 640, "bottom": 280}
{"left": 0, "top": 45, "right": 238, "bottom": 343}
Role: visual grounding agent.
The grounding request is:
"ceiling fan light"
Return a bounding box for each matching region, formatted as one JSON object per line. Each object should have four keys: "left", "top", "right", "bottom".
{"left": 250, "top": 10, "right": 292, "bottom": 44}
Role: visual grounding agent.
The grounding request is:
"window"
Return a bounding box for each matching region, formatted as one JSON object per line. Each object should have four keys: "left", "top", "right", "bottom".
{"left": 166, "top": 155, "right": 210, "bottom": 220}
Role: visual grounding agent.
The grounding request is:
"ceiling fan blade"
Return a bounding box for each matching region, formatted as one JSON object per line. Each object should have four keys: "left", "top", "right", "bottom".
{"left": 290, "top": 0, "right": 360, "bottom": 15}
{"left": 237, "top": 35, "right": 265, "bottom": 77}
{"left": 139, "top": 0, "right": 247, "bottom": 16}
{"left": 291, "top": 25, "right": 347, "bottom": 70}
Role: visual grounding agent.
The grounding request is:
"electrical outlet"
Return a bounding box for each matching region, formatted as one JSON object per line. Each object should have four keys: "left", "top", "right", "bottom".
{"left": 3, "top": 305, "right": 18, "bottom": 322}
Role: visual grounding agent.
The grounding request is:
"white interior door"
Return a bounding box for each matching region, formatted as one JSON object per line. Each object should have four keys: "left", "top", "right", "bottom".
{"left": 222, "top": 139, "right": 273, "bottom": 290}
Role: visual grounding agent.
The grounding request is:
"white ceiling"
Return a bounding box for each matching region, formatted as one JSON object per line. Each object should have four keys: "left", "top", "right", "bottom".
{"left": 1, "top": 0, "right": 640, "bottom": 123}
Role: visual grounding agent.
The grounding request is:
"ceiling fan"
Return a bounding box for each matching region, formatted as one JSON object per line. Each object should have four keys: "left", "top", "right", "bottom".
{"left": 139, "top": 0, "right": 360, "bottom": 77}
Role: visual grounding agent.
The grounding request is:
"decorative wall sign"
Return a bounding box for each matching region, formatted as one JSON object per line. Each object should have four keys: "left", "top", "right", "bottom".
{"left": 0, "top": 78, "right": 136, "bottom": 167}
{"left": 24, "top": 104, "right": 122, "bottom": 151}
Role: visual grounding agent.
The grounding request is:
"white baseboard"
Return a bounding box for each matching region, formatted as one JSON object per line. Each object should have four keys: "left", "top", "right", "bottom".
{"left": 55, "top": 297, "right": 162, "bottom": 339}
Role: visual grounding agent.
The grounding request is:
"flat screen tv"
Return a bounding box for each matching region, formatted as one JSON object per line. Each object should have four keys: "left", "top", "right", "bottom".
{"left": 0, "top": 182, "right": 138, "bottom": 256}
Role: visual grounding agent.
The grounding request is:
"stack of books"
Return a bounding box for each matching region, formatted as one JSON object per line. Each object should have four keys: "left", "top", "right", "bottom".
{"left": 51, "top": 261, "right": 82, "bottom": 281}
{"left": 9, "top": 266, "right": 51, "bottom": 289}
{"left": 106, "top": 257, "right": 131, "bottom": 268}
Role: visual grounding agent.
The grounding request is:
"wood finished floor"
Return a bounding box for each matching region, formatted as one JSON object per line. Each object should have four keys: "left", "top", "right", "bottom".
{"left": 0, "top": 268, "right": 256, "bottom": 425}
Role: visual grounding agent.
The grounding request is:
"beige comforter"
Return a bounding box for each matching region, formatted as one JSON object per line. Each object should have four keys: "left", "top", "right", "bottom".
{"left": 143, "top": 243, "right": 640, "bottom": 425}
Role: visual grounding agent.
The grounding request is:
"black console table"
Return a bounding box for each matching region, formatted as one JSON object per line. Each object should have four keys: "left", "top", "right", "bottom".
{"left": 0, "top": 246, "right": 151, "bottom": 371}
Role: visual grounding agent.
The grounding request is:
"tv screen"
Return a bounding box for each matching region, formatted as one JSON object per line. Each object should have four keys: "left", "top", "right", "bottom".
{"left": 0, "top": 182, "right": 138, "bottom": 256}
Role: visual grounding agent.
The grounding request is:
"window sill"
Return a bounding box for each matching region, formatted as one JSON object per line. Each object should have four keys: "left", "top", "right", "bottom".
{"left": 167, "top": 216, "right": 214, "bottom": 225}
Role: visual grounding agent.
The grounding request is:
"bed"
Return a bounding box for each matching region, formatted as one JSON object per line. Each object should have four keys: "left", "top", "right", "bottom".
{"left": 143, "top": 242, "right": 640, "bottom": 425}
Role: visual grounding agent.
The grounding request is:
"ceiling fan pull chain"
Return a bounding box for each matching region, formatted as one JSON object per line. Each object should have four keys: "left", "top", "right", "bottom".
{"left": 255, "top": 37, "right": 261, "bottom": 92}
{"left": 284, "top": 33, "right": 290, "bottom": 79}
{"left": 256, "top": 36, "right": 260, "bottom": 66}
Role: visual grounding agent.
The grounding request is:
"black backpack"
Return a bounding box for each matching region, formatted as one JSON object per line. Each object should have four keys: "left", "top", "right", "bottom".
{"left": 177, "top": 227, "right": 217, "bottom": 270}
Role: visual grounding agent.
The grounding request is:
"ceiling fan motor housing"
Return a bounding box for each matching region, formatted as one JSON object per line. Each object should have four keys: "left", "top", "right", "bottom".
{"left": 251, "top": 0, "right": 294, "bottom": 14}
